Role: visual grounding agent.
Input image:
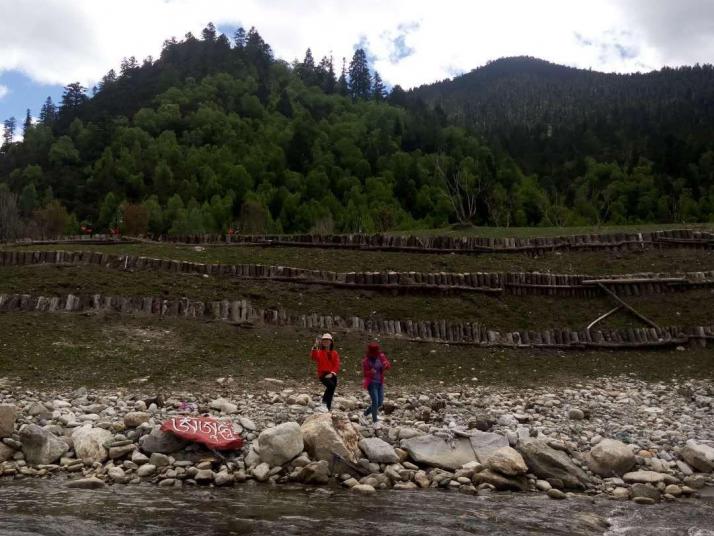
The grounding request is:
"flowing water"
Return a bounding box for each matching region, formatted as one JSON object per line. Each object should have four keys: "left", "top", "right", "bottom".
{"left": 0, "top": 480, "right": 712, "bottom": 535}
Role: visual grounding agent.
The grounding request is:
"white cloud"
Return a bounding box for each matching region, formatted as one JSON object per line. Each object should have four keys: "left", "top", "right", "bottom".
{"left": 0, "top": 84, "right": 8, "bottom": 99}
{"left": 0, "top": 0, "right": 711, "bottom": 91}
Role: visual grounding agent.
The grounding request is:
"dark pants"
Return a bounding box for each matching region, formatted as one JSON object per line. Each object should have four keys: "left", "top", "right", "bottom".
{"left": 363, "top": 382, "right": 384, "bottom": 422}
{"left": 320, "top": 374, "right": 338, "bottom": 409}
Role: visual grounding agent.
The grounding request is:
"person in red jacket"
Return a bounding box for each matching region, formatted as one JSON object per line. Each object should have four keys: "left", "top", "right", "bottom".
{"left": 362, "top": 341, "right": 392, "bottom": 427}
{"left": 310, "top": 333, "right": 340, "bottom": 412}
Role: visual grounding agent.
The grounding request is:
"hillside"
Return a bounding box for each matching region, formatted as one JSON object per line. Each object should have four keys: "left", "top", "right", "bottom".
{"left": 1, "top": 31, "right": 714, "bottom": 239}
{"left": 409, "top": 57, "right": 714, "bottom": 212}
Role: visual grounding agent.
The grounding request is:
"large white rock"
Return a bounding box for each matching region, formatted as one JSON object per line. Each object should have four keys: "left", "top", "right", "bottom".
{"left": 359, "top": 437, "right": 399, "bottom": 464}
{"left": 72, "top": 426, "right": 113, "bottom": 463}
{"left": 258, "top": 422, "right": 303, "bottom": 466}
{"left": 486, "top": 446, "right": 528, "bottom": 476}
{"left": 301, "top": 413, "right": 361, "bottom": 464}
{"left": 469, "top": 431, "right": 510, "bottom": 464}
{"left": 401, "top": 435, "right": 476, "bottom": 470}
{"left": 210, "top": 398, "right": 238, "bottom": 414}
{"left": 20, "top": 424, "right": 69, "bottom": 465}
{"left": 622, "top": 470, "right": 667, "bottom": 484}
{"left": 587, "top": 438, "right": 636, "bottom": 476}
{"left": 680, "top": 440, "right": 714, "bottom": 473}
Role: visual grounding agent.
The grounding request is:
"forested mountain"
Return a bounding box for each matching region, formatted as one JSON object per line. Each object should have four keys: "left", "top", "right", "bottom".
{"left": 409, "top": 56, "right": 714, "bottom": 223}
{"left": 1, "top": 28, "right": 713, "bottom": 238}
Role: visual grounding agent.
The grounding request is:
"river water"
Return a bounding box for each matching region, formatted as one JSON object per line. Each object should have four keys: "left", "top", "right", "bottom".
{"left": 0, "top": 480, "right": 712, "bottom": 535}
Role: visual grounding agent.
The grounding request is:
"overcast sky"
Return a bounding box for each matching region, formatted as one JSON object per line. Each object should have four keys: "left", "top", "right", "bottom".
{"left": 1, "top": 0, "right": 713, "bottom": 126}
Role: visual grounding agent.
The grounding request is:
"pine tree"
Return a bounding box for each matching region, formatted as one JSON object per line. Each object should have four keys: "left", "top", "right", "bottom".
{"left": 39, "top": 97, "right": 56, "bottom": 125}
{"left": 337, "top": 58, "right": 349, "bottom": 96}
{"left": 201, "top": 22, "right": 217, "bottom": 41}
{"left": 348, "top": 48, "right": 371, "bottom": 100}
{"left": 372, "top": 71, "right": 386, "bottom": 101}
{"left": 234, "top": 27, "right": 246, "bottom": 48}
{"left": 297, "top": 48, "right": 316, "bottom": 85}
{"left": 23, "top": 109, "right": 32, "bottom": 134}
{"left": 60, "top": 83, "right": 88, "bottom": 110}
{"left": 2, "top": 117, "right": 16, "bottom": 147}
{"left": 318, "top": 55, "right": 336, "bottom": 94}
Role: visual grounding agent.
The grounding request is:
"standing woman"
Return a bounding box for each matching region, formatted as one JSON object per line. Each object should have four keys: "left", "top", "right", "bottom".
{"left": 362, "top": 341, "right": 392, "bottom": 428}
{"left": 310, "top": 333, "right": 340, "bottom": 412}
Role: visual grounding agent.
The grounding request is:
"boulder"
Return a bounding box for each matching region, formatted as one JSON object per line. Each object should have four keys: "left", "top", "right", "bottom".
{"left": 516, "top": 439, "right": 588, "bottom": 490}
{"left": 401, "top": 435, "right": 476, "bottom": 470}
{"left": 20, "top": 424, "right": 68, "bottom": 465}
{"left": 680, "top": 440, "right": 714, "bottom": 473}
{"left": 587, "top": 438, "right": 636, "bottom": 477}
{"left": 108, "top": 466, "right": 127, "bottom": 483}
{"left": 258, "top": 422, "right": 303, "bottom": 466}
{"left": 469, "top": 431, "right": 509, "bottom": 464}
{"left": 359, "top": 438, "right": 399, "bottom": 464}
{"left": 123, "top": 412, "right": 150, "bottom": 428}
{"left": 630, "top": 483, "right": 661, "bottom": 501}
{"left": 0, "top": 405, "right": 17, "bottom": 437}
{"left": 139, "top": 426, "right": 187, "bottom": 454}
{"left": 301, "top": 413, "right": 361, "bottom": 464}
{"left": 352, "top": 484, "right": 376, "bottom": 493}
{"left": 486, "top": 446, "right": 528, "bottom": 476}
{"left": 71, "top": 426, "right": 113, "bottom": 463}
{"left": 298, "top": 460, "right": 331, "bottom": 484}
{"left": 137, "top": 464, "right": 156, "bottom": 477}
{"left": 473, "top": 468, "right": 528, "bottom": 491}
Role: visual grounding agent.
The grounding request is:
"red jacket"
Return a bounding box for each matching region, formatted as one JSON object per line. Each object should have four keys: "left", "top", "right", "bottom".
{"left": 310, "top": 349, "right": 341, "bottom": 378}
{"left": 362, "top": 353, "right": 392, "bottom": 389}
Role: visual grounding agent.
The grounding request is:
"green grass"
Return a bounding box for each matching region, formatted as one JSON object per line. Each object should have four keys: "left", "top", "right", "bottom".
{"left": 4, "top": 242, "right": 714, "bottom": 275}
{"left": 1, "top": 264, "right": 712, "bottom": 330}
{"left": 1, "top": 313, "right": 712, "bottom": 390}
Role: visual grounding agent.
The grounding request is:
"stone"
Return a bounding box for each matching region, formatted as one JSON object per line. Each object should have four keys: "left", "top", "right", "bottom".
{"left": 195, "top": 469, "right": 214, "bottom": 484}
{"left": 108, "top": 466, "right": 127, "bottom": 483}
{"left": 612, "top": 487, "right": 630, "bottom": 500}
{"left": 623, "top": 470, "right": 667, "bottom": 484}
{"left": 71, "top": 426, "right": 113, "bottom": 463}
{"left": 258, "top": 422, "right": 304, "bottom": 466}
{"left": 664, "top": 484, "right": 682, "bottom": 497}
{"left": 0, "top": 405, "right": 17, "bottom": 437}
{"left": 299, "top": 460, "right": 331, "bottom": 485}
{"left": 587, "top": 439, "right": 636, "bottom": 477}
{"left": 547, "top": 489, "right": 567, "bottom": 500}
{"left": 209, "top": 398, "right": 238, "bottom": 414}
{"left": 633, "top": 497, "right": 656, "bottom": 505}
{"left": 139, "top": 427, "right": 187, "bottom": 454}
{"left": 469, "top": 431, "right": 510, "bottom": 464}
{"left": 131, "top": 451, "right": 150, "bottom": 465}
{"left": 215, "top": 472, "right": 234, "bottom": 486}
{"left": 301, "top": 413, "right": 361, "bottom": 464}
{"left": 401, "top": 435, "right": 476, "bottom": 470}
{"left": 352, "top": 484, "right": 376, "bottom": 493}
{"left": 137, "top": 464, "right": 157, "bottom": 477}
{"left": 20, "top": 424, "right": 68, "bottom": 465}
{"left": 516, "top": 439, "right": 588, "bottom": 490}
{"left": 680, "top": 440, "right": 714, "bottom": 473}
{"left": 109, "top": 444, "right": 136, "bottom": 459}
{"left": 0, "top": 443, "right": 16, "bottom": 462}
{"left": 150, "top": 452, "right": 171, "bottom": 467}
{"left": 568, "top": 409, "right": 585, "bottom": 420}
{"left": 359, "top": 438, "right": 399, "bottom": 464}
{"left": 123, "top": 412, "right": 150, "bottom": 428}
{"left": 486, "top": 446, "right": 528, "bottom": 476}
{"left": 66, "top": 477, "right": 106, "bottom": 489}
{"left": 472, "top": 468, "right": 528, "bottom": 491}
{"left": 238, "top": 417, "right": 256, "bottom": 431}
{"left": 631, "top": 483, "right": 661, "bottom": 501}
{"left": 294, "top": 394, "right": 311, "bottom": 406}
{"left": 253, "top": 462, "right": 270, "bottom": 482}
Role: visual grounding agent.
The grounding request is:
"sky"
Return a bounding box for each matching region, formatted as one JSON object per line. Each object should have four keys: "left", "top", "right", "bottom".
{"left": 1, "top": 0, "right": 713, "bottom": 132}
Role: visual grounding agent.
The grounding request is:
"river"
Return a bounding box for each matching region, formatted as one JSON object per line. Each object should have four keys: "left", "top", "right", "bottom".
{"left": 0, "top": 480, "right": 712, "bottom": 535}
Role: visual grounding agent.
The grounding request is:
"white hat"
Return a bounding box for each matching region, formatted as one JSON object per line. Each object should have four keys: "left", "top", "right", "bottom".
{"left": 321, "top": 333, "right": 333, "bottom": 340}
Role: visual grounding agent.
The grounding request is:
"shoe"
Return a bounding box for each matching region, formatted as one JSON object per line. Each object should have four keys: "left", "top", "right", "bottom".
{"left": 373, "top": 421, "right": 382, "bottom": 430}
{"left": 358, "top": 415, "right": 370, "bottom": 426}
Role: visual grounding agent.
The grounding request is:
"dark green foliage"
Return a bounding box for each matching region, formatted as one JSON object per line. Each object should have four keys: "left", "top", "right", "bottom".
{"left": 1, "top": 34, "right": 712, "bottom": 234}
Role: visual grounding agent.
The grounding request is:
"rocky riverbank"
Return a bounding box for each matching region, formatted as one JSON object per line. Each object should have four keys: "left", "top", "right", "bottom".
{"left": 0, "top": 376, "right": 712, "bottom": 505}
